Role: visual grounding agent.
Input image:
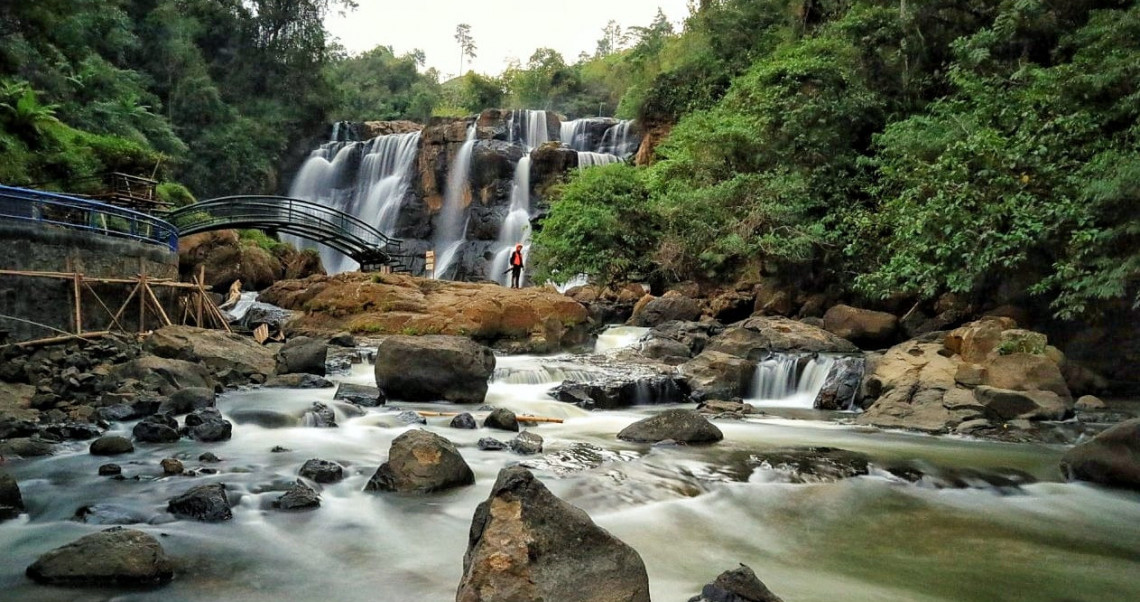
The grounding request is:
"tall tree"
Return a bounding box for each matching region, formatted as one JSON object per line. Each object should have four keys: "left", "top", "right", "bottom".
{"left": 454, "top": 23, "right": 476, "bottom": 76}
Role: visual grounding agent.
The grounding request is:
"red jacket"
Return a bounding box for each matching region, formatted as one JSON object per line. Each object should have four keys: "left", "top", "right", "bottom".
{"left": 510, "top": 249, "right": 524, "bottom": 267}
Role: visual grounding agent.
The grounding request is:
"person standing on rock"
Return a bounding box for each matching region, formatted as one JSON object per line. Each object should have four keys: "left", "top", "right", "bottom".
{"left": 508, "top": 244, "right": 525, "bottom": 289}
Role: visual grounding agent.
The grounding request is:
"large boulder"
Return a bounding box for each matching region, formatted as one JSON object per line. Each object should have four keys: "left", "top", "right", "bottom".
{"left": 273, "top": 480, "right": 320, "bottom": 511}
{"left": 89, "top": 436, "right": 134, "bottom": 456}
{"left": 688, "top": 564, "right": 784, "bottom": 602}
{"left": 973, "top": 386, "right": 1070, "bottom": 421}
{"left": 144, "top": 325, "right": 275, "bottom": 385}
{"left": 707, "top": 316, "right": 858, "bottom": 359}
{"left": 944, "top": 317, "right": 1018, "bottom": 363}
{"left": 133, "top": 414, "right": 181, "bottom": 443}
{"left": 629, "top": 295, "right": 702, "bottom": 327}
{"left": 0, "top": 471, "right": 24, "bottom": 520}
{"left": 25, "top": 527, "right": 174, "bottom": 586}
{"left": 275, "top": 336, "right": 328, "bottom": 376}
{"left": 374, "top": 335, "right": 495, "bottom": 403}
{"left": 334, "top": 383, "right": 385, "bottom": 407}
{"left": 364, "top": 429, "right": 474, "bottom": 493}
{"left": 158, "top": 387, "right": 216, "bottom": 415}
{"left": 299, "top": 459, "right": 345, "bottom": 484}
{"left": 456, "top": 466, "right": 651, "bottom": 602}
{"left": 258, "top": 273, "right": 589, "bottom": 352}
{"left": 183, "top": 408, "right": 233, "bottom": 442}
{"left": 680, "top": 351, "right": 755, "bottom": 401}
{"left": 484, "top": 408, "right": 520, "bottom": 432}
{"left": 111, "top": 356, "right": 214, "bottom": 396}
{"left": 617, "top": 409, "right": 723, "bottom": 444}
{"left": 167, "top": 483, "right": 233, "bottom": 522}
{"left": 1060, "top": 419, "right": 1140, "bottom": 490}
{"left": 981, "top": 353, "right": 1071, "bottom": 402}
{"left": 822, "top": 305, "right": 898, "bottom": 349}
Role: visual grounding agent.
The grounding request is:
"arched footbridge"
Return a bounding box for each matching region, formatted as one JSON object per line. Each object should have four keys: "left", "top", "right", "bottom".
{"left": 167, "top": 196, "right": 407, "bottom": 271}
{"left": 0, "top": 186, "right": 407, "bottom": 271}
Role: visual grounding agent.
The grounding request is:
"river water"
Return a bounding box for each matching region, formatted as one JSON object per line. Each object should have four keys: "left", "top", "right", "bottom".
{"left": 2, "top": 346, "right": 1139, "bottom": 601}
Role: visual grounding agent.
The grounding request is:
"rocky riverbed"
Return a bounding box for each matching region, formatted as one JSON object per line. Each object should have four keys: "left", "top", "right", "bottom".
{"left": 2, "top": 289, "right": 1139, "bottom": 601}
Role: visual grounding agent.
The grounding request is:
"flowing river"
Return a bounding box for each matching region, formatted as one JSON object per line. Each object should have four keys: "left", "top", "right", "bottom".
{"left": 2, "top": 343, "right": 1139, "bottom": 601}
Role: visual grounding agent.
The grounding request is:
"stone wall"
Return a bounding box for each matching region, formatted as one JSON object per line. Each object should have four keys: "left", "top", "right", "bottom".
{"left": 0, "top": 222, "right": 178, "bottom": 342}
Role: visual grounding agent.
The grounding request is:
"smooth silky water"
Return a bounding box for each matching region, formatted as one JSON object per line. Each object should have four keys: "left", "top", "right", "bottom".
{"left": 1, "top": 353, "right": 1138, "bottom": 601}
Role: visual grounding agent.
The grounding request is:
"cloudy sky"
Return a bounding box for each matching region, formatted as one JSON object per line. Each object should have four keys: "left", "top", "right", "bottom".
{"left": 325, "top": 0, "right": 692, "bottom": 78}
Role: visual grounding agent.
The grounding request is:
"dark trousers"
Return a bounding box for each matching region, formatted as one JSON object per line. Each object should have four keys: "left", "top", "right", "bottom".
{"left": 510, "top": 267, "right": 522, "bottom": 288}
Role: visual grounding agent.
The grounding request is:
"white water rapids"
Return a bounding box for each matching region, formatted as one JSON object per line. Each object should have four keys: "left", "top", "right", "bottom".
{"left": 1, "top": 353, "right": 1138, "bottom": 601}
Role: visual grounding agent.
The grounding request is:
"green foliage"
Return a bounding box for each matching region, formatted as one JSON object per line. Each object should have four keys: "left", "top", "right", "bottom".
{"left": 156, "top": 182, "right": 195, "bottom": 207}
{"left": 239, "top": 229, "right": 290, "bottom": 253}
{"left": 325, "top": 46, "right": 441, "bottom": 122}
{"left": 530, "top": 163, "right": 660, "bottom": 286}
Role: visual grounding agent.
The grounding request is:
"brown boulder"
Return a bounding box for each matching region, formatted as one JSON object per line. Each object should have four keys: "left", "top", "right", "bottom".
{"left": 629, "top": 295, "right": 701, "bottom": 327}
{"left": 679, "top": 351, "right": 755, "bottom": 400}
{"left": 944, "top": 317, "right": 1017, "bottom": 363}
{"left": 365, "top": 429, "right": 474, "bottom": 494}
{"left": 374, "top": 335, "right": 495, "bottom": 403}
{"left": 144, "top": 325, "right": 275, "bottom": 384}
{"left": 981, "top": 353, "right": 1071, "bottom": 402}
{"left": 1061, "top": 419, "right": 1140, "bottom": 490}
{"left": 456, "top": 466, "right": 650, "bottom": 602}
{"left": 822, "top": 305, "right": 899, "bottom": 349}
{"left": 25, "top": 527, "right": 174, "bottom": 586}
{"left": 706, "top": 316, "right": 858, "bottom": 359}
{"left": 973, "top": 386, "right": 1070, "bottom": 421}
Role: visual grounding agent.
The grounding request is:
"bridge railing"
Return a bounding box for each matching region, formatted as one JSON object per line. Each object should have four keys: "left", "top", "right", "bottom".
{"left": 0, "top": 184, "right": 179, "bottom": 252}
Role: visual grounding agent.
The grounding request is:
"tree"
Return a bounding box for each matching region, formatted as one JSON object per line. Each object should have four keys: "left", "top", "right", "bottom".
{"left": 595, "top": 20, "right": 625, "bottom": 57}
{"left": 454, "top": 23, "right": 476, "bottom": 75}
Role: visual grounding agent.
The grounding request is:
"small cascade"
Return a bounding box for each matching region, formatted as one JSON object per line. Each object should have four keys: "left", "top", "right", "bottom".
{"left": 508, "top": 109, "right": 550, "bottom": 148}
{"left": 594, "top": 325, "right": 650, "bottom": 354}
{"left": 432, "top": 124, "right": 476, "bottom": 279}
{"left": 600, "top": 120, "right": 637, "bottom": 157}
{"left": 577, "top": 151, "right": 623, "bottom": 169}
{"left": 748, "top": 354, "right": 839, "bottom": 408}
{"left": 288, "top": 130, "right": 421, "bottom": 273}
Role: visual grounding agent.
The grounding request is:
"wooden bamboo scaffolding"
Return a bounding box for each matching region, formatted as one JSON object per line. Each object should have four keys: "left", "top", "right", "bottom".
{"left": 414, "top": 410, "right": 564, "bottom": 424}
{"left": 2, "top": 266, "right": 232, "bottom": 346}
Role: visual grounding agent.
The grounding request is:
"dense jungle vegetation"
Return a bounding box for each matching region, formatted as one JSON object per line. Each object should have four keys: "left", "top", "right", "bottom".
{"left": 532, "top": 0, "right": 1140, "bottom": 323}
{"left": 1, "top": 0, "right": 1137, "bottom": 321}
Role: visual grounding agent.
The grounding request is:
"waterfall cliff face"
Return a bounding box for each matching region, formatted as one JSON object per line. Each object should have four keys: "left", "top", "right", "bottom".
{"left": 285, "top": 110, "right": 641, "bottom": 279}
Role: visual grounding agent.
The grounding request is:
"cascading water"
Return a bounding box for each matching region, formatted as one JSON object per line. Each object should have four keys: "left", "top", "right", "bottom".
{"left": 594, "top": 325, "right": 651, "bottom": 354}
{"left": 577, "top": 152, "right": 623, "bottom": 169}
{"left": 287, "top": 131, "right": 421, "bottom": 273}
{"left": 509, "top": 109, "right": 551, "bottom": 148}
{"left": 560, "top": 117, "right": 635, "bottom": 169}
{"left": 489, "top": 109, "right": 551, "bottom": 285}
{"left": 600, "top": 120, "right": 637, "bottom": 157}
{"left": 748, "top": 354, "right": 838, "bottom": 408}
{"left": 432, "top": 124, "right": 476, "bottom": 279}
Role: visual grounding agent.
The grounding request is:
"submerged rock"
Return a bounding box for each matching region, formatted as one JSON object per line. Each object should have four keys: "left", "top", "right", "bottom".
{"left": 299, "top": 459, "right": 345, "bottom": 484}
{"left": 456, "top": 466, "right": 650, "bottom": 602}
{"left": 484, "top": 408, "right": 519, "bottom": 432}
{"left": 450, "top": 412, "right": 477, "bottom": 429}
{"left": 264, "top": 373, "right": 333, "bottom": 389}
{"left": 183, "top": 408, "right": 233, "bottom": 442}
{"left": 25, "top": 527, "right": 174, "bottom": 586}
{"left": 688, "top": 563, "right": 784, "bottom": 602}
{"left": 364, "top": 430, "right": 474, "bottom": 493}
{"left": 98, "top": 463, "right": 122, "bottom": 476}
{"left": 274, "top": 480, "right": 320, "bottom": 511}
{"left": 510, "top": 431, "right": 544, "bottom": 455}
{"left": 374, "top": 335, "right": 495, "bottom": 404}
{"left": 161, "top": 458, "right": 184, "bottom": 475}
{"left": 478, "top": 437, "right": 507, "bottom": 451}
{"left": 1061, "top": 419, "right": 1140, "bottom": 490}
{"left": 0, "top": 471, "right": 24, "bottom": 520}
{"left": 167, "top": 483, "right": 233, "bottom": 522}
{"left": 89, "top": 435, "right": 134, "bottom": 456}
{"left": 749, "top": 448, "right": 870, "bottom": 484}
{"left": 301, "top": 402, "right": 338, "bottom": 428}
{"left": 617, "top": 410, "right": 724, "bottom": 444}
{"left": 519, "top": 443, "right": 640, "bottom": 476}
{"left": 133, "top": 414, "right": 181, "bottom": 443}
{"left": 334, "top": 383, "right": 385, "bottom": 407}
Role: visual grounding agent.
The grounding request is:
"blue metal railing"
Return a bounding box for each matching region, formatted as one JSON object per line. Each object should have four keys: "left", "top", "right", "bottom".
{"left": 0, "top": 184, "right": 178, "bottom": 252}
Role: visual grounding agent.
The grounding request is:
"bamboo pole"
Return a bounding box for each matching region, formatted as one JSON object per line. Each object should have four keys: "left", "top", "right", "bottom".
{"left": 111, "top": 281, "right": 141, "bottom": 326}
{"left": 414, "top": 410, "right": 564, "bottom": 424}
{"left": 138, "top": 272, "right": 146, "bottom": 333}
{"left": 144, "top": 281, "right": 172, "bottom": 327}
{"left": 82, "top": 282, "right": 125, "bottom": 332}
{"left": 15, "top": 331, "right": 111, "bottom": 348}
{"left": 195, "top": 265, "right": 205, "bottom": 327}
{"left": 72, "top": 272, "right": 83, "bottom": 335}
{"left": 0, "top": 269, "right": 196, "bottom": 288}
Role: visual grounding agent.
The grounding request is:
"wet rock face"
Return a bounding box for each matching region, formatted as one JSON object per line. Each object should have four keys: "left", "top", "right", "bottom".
{"left": 689, "top": 564, "right": 784, "bottom": 602}
{"left": 813, "top": 355, "right": 866, "bottom": 410}
{"left": 375, "top": 335, "right": 496, "bottom": 404}
{"left": 551, "top": 374, "right": 690, "bottom": 410}
{"left": 617, "top": 410, "right": 724, "bottom": 444}
{"left": 457, "top": 466, "right": 651, "bottom": 602}
{"left": 680, "top": 351, "right": 755, "bottom": 401}
{"left": 274, "top": 480, "right": 320, "bottom": 511}
{"left": 484, "top": 408, "right": 520, "bottom": 432}
{"left": 167, "top": 483, "right": 233, "bottom": 522}
{"left": 276, "top": 336, "right": 329, "bottom": 376}
{"left": 364, "top": 429, "right": 475, "bottom": 494}
{"left": 510, "top": 431, "right": 544, "bottom": 455}
{"left": 183, "top": 408, "right": 234, "bottom": 442}
{"left": 747, "top": 448, "right": 870, "bottom": 484}
{"left": 1061, "top": 418, "right": 1140, "bottom": 491}
{"left": 25, "top": 527, "right": 174, "bottom": 587}
{"left": 0, "top": 471, "right": 25, "bottom": 520}
{"left": 89, "top": 435, "right": 134, "bottom": 456}
{"left": 133, "top": 414, "right": 181, "bottom": 443}
{"left": 299, "top": 458, "right": 345, "bottom": 484}
{"left": 301, "top": 402, "right": 337, "bottom": 428}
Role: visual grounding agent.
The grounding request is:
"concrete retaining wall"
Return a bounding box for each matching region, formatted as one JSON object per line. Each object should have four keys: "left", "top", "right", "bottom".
{"left": 0, "top": 222, "right": 179, "bottom": 342}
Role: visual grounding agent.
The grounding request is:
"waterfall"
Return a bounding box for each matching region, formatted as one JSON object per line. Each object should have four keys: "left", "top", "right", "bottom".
{"left": 577, "top": 152, "right": 623, "bottom": 169}
{"left": 600, "top": 120, "right": 637, "bottom": 157}
{"left": 287, "top": 131, "right": 421, "bottom": 273}
{"left": 432, "top": 124, "right": 476, "bottom": 279}
{"left": 508, "top": 110, "right": 550, "bottom": 148}
{"left": 490, "top": 156, "right": 532, "bottom": 285}
{"left": 593, "top": 325, "right": 650, "bottom": 354}
{"left": 560, "top": 118, "right": 598, "bottom": 151}
{"left": 748, "top": 354, "right": 839, "bottom": 408}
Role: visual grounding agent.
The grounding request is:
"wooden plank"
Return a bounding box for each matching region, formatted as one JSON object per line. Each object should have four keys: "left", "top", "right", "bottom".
{"left": 15, "top": 331, "right": 111, "bottom": 348}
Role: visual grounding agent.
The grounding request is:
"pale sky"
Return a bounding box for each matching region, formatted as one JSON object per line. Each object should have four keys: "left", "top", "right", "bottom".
{"left": 325, "top": 0, "right": 693, "bottom": 79}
